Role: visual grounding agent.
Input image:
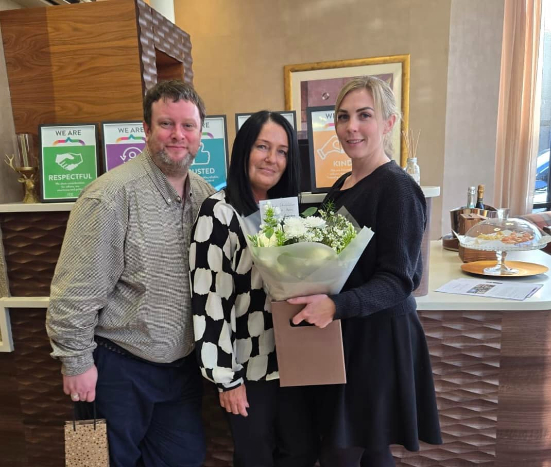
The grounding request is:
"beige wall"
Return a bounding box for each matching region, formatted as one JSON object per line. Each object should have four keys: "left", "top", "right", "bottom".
{"left": 176, "top": 0, "right": 505, "bottom": 240}
{"left": 442, "top": 0, "right": 504, "bottom": 234}
{"left": 176, "top": 0, "right": 453, "bottom": 239}
{"left": 0, "top": 0, "right": 506, "bottom": 240}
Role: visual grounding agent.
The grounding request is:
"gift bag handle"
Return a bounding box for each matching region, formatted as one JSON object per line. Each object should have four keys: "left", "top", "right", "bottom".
{"left": 72, "top": 401, "right": 98, "bottom": 431}
{"left": 289, "top": 319, "right": 315, "bottom": 328}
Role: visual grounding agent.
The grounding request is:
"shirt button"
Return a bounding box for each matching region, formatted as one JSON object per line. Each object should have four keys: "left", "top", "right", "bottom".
{"left": 167, "top": 198, "right": 171, "bottom": 203}
{"left": 176, "top": 196, "right": 182, "bottom": 202}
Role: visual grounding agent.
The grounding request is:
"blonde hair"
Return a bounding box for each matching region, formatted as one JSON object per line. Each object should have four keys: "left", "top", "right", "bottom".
{"left": 334, "top": 76, "right": 401, "bottom": 155}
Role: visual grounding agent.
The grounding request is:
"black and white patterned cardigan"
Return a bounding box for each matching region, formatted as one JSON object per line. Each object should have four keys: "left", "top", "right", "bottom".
{"left": 190, "top": 190, "right": 279, "bottom": 391}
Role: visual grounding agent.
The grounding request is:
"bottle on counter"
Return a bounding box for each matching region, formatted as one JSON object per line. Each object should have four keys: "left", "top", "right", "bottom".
{"left": 467, "top": 186, "right": 476, "bottom": 209}
{"left": 475, "top": 184, "right": 485, "bottom": 209}
{"left": 405, "top": 157, "right": 421, "bottom": 185}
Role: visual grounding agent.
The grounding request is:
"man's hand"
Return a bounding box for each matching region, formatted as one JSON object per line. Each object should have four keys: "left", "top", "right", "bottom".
{"left": 63, "top": 365, "right": 98, "bottom": 403}
{"left": 288, "top": 294, "right": 336, "bottom": 329}
{"left": 219, "top": 384, "right": 249, "bottom": 417}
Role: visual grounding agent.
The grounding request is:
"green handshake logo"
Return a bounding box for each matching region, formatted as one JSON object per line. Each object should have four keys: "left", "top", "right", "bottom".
{"left": 56, "top": 153, "right": 83, "bottom": 171}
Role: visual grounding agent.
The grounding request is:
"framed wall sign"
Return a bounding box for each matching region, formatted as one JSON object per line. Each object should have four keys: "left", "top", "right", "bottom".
{"left": 284, "top": 55, "right": 409, "bottom": 166}
{"left": 39, "top": 123, "right": 99, "bottom": 202}
{"left": 235, "top": 111, "right": 297, "bottom": 131}
{"left": 307, "top": 106, "right": 350, "bottom": 193}
{"left": 190, "top": 115, "right": 229, "bottom": 191}
{"left": 101, "top": 121, "right": 146, "bottom": 172}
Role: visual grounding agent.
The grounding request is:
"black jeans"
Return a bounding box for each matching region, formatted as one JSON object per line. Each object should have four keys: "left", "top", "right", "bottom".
{"left": 226, "top": 380, "right": 320, "bottom": 467}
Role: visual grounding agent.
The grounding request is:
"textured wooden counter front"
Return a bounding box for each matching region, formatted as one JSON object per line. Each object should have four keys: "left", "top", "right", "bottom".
{"left": 2, "top": 305, "right": 551, "bottom": 465}
{"left": 394, "top": 308, "right": 551, "bottom": 467}
{"left": 0, "top": 212, "right": 69, "bottom": 297}
{"left": 496, "top": 311, "right": 551, "bottom": 465}
{"left": 0, "top": 305, "right": 234, "bottom": 467}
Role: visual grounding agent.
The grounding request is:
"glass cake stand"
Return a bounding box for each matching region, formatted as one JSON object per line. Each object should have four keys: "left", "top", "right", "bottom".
{"left": 458, "top": 213, "right": 551, "bottom": 276}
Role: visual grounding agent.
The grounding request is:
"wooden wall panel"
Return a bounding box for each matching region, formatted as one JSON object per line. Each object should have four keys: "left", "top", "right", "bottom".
{"left": 1, "top": 0, "right": 196, "bottom": 139}
{"left": 393, "top": 310, "right": 502, "bottom": 466}
{"left": 45, "top": 0, "right": 144, "bottom": 124}
{"left": 0, "top": 0, "right": 144, "bottom": 136}
{"left": 136, "top": 0, "right": 157, "bottom": 91}
{"left": 151, "top": 5, "right": 193, "bottom": 85}
{"left": 497, "top": 311, "right": 551, "bottom": 466}
{"left": 0, "top": 308, "right": 69, "bottom": 467}
{"left": 3, "top": 307, "right": 551, "bottom": 465}
{"left": 0, "top": 212, "right": 69, "bottom": 297}
{"left": 0, "top": 347, "right": 27, "bottom": 467}
{"left": 156, "top": 49, "right": 185, "bottom": 82}
{"left": 0, "top": 306, "right": 236, "bottom": 466}
{"left": 136, "top": 0, "right": 192, "bottom": 90}
{"left": 0, "top": 8, "right": 55, "bottom": 135}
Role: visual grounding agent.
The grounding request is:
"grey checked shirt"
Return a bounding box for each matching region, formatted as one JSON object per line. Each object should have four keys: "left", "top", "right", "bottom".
{"left": 46, "top": 148, "right": 215, "bottom": 376}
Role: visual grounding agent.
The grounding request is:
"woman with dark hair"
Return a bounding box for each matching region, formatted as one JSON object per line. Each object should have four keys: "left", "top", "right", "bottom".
{"left": 190, "top": 111, "right": 305, "bottom": 467}
{"left": 225, "top": 112, "right": 301, "bottom": 215}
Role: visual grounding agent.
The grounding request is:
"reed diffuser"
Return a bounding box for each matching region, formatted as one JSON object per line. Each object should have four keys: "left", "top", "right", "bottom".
{"left": 402, "top": 129, "right": 421, "bottom": 185}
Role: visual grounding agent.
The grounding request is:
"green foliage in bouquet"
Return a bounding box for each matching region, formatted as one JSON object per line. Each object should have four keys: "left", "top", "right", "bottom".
{"left": 248, "top": 202, "right": 357, "bottom": 254}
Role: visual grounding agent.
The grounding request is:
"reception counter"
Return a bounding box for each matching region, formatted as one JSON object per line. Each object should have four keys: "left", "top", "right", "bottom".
{"left": 417, "top": 241, "right": 551, "bottom": 310}
{"left": 391, "top": 241, "right": 551, "bottom": 466}
{"left": 2, "top": 201, "right": 551, "bottom": 466}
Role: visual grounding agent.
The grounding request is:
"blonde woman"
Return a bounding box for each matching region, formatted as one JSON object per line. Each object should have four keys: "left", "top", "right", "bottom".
{"left": 289, "top": 77, "right": 442, "bottom": 467}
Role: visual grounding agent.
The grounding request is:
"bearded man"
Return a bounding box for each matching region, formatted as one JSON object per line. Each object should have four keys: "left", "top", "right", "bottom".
{"left": 47, "top": 80, "right": 215, "bottom": 467}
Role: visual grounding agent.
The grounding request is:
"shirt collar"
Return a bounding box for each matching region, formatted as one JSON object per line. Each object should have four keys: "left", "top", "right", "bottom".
{"left": 142, "top": 146, "right": 190, "bottom": 206}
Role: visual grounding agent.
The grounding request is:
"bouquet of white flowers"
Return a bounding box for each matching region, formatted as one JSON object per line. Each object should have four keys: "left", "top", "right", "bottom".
{"left": 241, "top": 203, "right": 374, "bottom": 301}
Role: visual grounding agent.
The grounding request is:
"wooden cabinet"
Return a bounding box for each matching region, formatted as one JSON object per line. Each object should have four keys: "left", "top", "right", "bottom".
{"left": 0, "top": 0, "right": 194, "bottom": 137}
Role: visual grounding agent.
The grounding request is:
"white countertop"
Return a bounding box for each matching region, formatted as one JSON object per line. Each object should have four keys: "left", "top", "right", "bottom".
{"left": 0, "top": 202, "right": 74, "bottom": 212}
{"left": 0, "top": 186, "right": 441, "bottom": 212}
{"left": 416, "top": 241, "right": 551, "bottom": 311}
{"left": 3, "top": 241, "right": 549, "bottom": 314}
{"left": 0, "top": 297, "right": 50, "bottom": 307}
{"left": 301, "top": 186, "right": 440, "bottom": 204}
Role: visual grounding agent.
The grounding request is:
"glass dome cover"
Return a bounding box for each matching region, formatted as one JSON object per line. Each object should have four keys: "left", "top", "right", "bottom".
{"left": 458, "top": 212, "right": 551, "bottom": 276}
{"left": 459, "top": 216, "right": 551, "bottom": 252}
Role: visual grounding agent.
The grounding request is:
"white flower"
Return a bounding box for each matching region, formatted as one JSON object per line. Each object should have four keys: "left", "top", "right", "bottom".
{"left": 283, "top": 217, "right": 307, "bottom": 238}
{"left": 303, "top": 216, "right": 326, "bottom": 229}
{"left": 257, "top": 233, "right": 278, "bottom": 247}
{"left": 262, "top": 202, "right": 281, "bottom": 219}
{"left": 248, "top": 204, "right": 358, "bottom": 254}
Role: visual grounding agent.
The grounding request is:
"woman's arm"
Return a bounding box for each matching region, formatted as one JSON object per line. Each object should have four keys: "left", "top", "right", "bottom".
{"left": 333, "top": 180, "right": 426, "bottom": 319}
{"left": 291, "top": 179, "right": 426, "bottom": 325}
{"left": 190, "top": 197, "right": 246, "bottom": 392}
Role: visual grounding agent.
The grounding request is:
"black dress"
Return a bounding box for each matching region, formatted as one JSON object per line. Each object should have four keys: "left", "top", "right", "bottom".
{"left": 321, "top": 160, "right": 442, "bottom": 451}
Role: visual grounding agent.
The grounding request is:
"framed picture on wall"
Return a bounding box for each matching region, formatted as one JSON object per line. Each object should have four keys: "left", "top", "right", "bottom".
{"left": 190, "top": 115, "right": 229, "bottom": 191}
{"left": 39, "top": 123, "right": 99, "bottom": 202}
{"left": 284, "top": 55, "right": 410, "bottom": 166}
{"left": 101, "top": 121, "right": 146, "bottom": 173}
{"left": 306, "top": 105, "right": 350, "bottom": 193}
{"left": 235, "top": 111, "right": 297, "bottom": 131}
